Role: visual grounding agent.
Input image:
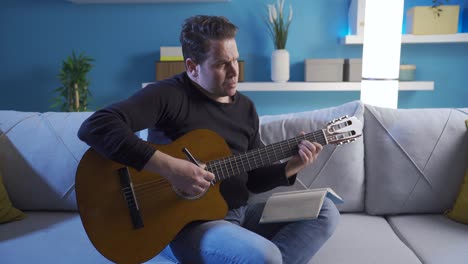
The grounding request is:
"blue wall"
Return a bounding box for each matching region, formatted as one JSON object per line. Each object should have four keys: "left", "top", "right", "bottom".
{"left": 1, "top": 0, "right": 467, "bottom": 115}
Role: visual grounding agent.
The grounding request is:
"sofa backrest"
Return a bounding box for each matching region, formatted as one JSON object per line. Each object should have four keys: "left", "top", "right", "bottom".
{"left": 364, "top": 105, "right": 468, "bottom": 215}
{"left": 0, "top": 111, "right": 92, "bottom": 211}
{"left": 252, "top": 100, "right": 366, "bottom": 213}
{"left": 3, "top": 103, "right": 465, "bottom": 216}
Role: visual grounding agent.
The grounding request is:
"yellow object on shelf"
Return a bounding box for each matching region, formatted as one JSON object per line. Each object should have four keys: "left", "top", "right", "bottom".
{"left": 160, "top": 56, "right": 184, "bottom": 61}
{"left": 406, "top": 5, "right": 460, "bottom": 35}
{"left": 160, "top": 46, "right": 183, "bottom": 61}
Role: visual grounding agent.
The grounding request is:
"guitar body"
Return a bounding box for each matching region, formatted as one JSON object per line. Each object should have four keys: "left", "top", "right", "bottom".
{"left": 75, "top": 129, "right": 231, "bottom": 264}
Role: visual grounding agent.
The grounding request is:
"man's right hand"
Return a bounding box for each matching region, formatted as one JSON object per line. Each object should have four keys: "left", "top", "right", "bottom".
{"left": 143, "top": 150, "right": 215, "bottom": 197}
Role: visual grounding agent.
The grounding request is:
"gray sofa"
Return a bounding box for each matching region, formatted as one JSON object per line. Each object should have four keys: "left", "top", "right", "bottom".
{"left": 1, "top": 100, "right": 467, "bottom": 264}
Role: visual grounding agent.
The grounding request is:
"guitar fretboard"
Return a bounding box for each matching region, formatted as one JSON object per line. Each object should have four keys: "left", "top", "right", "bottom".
{"left": 206, "top": 130, "right": 327, "bottom": 182}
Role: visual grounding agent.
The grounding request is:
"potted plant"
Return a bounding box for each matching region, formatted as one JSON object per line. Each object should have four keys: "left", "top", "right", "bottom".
{"left": 266, "top": 0, "right": 293, "bottom": 82}
{"left": 406, "top": 0, "right": 460, "bottom": 35}
{"left": 51, "top": 51, "right": 94, "bottom": 112}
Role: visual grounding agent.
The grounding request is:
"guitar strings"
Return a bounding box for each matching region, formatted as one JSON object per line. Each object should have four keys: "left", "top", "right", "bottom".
{"left": 125, "top": 177, "right": 210, "bottom": 202}
{"left": 128, "top": 181, "right": 208, "bottom": 202}
{"left": 124, "top": 179, "right": 170, "bottom": 193}
{"left": 124, "top": 182, "right": 174, "bottom": 201}
{"left": 208, "top": 135, "right": 306, "bottom": 179}
{"left": 129, "top": 178, "right": 168, "bottom": 190}
{"left": 208, "top": 131, "right": 326, "bottom": 181}
{"left": 229, "top": 131, "right": 325, "bottom": 171}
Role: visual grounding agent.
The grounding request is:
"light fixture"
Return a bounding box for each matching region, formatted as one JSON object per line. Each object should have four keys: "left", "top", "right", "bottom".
{"left": 360, "top": 0, "right": 404, "bottom": 109}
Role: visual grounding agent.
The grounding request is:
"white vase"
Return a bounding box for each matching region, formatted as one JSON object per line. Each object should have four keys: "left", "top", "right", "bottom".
{"left": 271, "top": 49, "right": 290, "bottom": 83}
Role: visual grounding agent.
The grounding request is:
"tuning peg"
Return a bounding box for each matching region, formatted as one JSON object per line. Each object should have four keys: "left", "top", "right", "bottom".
{"left": 327, "top": 115, "right": 350, "bottom": 125}
{"left": 328, "top": 118, "right": 340, "bottom": 125}
{"left": 336, "top": 138, "right": 357, "bottom": 146}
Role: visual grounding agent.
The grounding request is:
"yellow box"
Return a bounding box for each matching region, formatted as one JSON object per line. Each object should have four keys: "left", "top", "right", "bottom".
{"left": 406, "top": 5, "right": 460, "bottom": 35}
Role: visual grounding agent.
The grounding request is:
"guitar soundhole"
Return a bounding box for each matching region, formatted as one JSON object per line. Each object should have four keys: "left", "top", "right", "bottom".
{"left": 172, "top": 186, "right": 208, "bottom": 200}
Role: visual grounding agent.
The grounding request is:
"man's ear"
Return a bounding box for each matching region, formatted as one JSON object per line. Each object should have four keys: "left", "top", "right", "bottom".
{"left": 185, "top": 58, "right": 198, "bottom": 78}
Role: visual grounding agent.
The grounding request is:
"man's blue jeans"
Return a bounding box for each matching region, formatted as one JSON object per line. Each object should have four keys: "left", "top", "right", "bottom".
{"left": 164, "top": 198, "right": 340, "bottom": 264}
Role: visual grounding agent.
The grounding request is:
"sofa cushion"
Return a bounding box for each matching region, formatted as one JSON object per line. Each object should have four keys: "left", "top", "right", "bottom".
{"left": 446, "top": 168, "right": 468, "bottom": 224}
{"left": 446, "top": 119, "right": 468, "bottom": 224}
{"left": 0, "top": 212, "right": 177, "bottom": 264}
{"left": 0, "top": 171, "right": 26, "bottom": 223}
{"left": 310, "top": 214, "right": 421, "bottom": 264}
{"left": 0, "top": 111, "right": 92, "bottom": 211}
{"left": 251, "top": 101, "right": 365, "bottom": 212}
{"left": 364, "top": 106, "right": 468, "bottom": 215}
{"left": 387, "top": 214, "right": 468, "bottom": 264}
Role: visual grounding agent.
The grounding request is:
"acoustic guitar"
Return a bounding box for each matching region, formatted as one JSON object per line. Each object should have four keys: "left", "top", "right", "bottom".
{"left": 75, "top": 115, "right": 362, "bottom": 264}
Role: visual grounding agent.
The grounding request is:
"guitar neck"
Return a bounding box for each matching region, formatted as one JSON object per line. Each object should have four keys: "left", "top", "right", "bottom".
{"left": 206, "top": 129, "right": 327, "bottom": 182}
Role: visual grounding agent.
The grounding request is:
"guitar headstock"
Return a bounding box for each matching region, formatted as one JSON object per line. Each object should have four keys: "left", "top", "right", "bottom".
{"left": 324, "top": 115, "right": 363, "bottom": 145}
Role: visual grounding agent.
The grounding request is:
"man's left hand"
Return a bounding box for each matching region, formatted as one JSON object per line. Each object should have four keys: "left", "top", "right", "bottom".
{"left": 285, "top": 132, "right": 323, "bottom": 178}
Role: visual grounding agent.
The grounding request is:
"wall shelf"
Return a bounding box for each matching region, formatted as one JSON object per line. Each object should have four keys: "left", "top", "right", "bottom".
{"left": 342, "top": 33, "right": 468, "bottom": 45}
{"left": 142, "top": 81, "right": 434, "bottom": 91}
{"left": 67, "top": 0, "right": 230, "bottom": 3}
{"left": 236, "top": 81, "right": 434, "bottom": 91}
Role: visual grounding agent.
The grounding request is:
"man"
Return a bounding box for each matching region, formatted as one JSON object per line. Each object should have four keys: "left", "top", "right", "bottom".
{"left": 78, "top": 15, "right": 339, "bottom": 264}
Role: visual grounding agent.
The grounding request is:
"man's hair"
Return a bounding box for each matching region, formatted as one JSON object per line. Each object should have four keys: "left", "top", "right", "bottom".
{"left": 180, "top": 15, "right": 238, "bottom": 64}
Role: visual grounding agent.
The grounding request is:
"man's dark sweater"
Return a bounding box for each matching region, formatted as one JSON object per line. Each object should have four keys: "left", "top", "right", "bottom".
{"left": 78, "top": 73, "right": 295, "bottom": 209}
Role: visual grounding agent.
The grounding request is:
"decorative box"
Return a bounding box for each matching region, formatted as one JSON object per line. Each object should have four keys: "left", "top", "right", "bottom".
{"left": 343, "top": 59, "right": 362, "bottom": 82}
{"left": 305, "top": 59, "right": 344, "bottom": 82}
{"left": 399, "top": 65, "right": 416, "bottom": 81}
{"left": 406, "top": 5, "right": 460, "bottom": 35}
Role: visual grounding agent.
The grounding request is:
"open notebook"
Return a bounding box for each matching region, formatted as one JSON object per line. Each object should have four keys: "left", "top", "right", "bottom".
{"left": 260, "top": 188, "right": 343, "bottom": 224}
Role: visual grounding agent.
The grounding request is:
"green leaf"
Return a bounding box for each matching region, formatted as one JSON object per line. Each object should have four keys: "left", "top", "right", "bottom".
{"left": 51, "top": 50, "right": 94, "bottom": 112}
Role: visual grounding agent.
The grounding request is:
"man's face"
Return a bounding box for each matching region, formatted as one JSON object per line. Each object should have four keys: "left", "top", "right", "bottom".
{"left": 194, "top": 38, "right": 239, "bottom": 101}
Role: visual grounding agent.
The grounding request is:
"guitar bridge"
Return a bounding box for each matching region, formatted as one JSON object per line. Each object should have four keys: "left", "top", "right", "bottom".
{"left": 118, "top": 167, "right": 144, "bottom": 229}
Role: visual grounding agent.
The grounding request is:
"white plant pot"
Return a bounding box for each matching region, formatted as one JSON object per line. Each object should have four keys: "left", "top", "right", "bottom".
{"left": 271, "top": 49, "right": 290, "bottom": 83}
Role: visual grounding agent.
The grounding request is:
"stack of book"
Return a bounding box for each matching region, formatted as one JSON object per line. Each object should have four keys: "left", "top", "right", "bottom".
{"left": 160, "top": 46, "right": 183, "bottom": 62}
{"left": 155, "top": 46, "right": 245, "bottom": 81}
{"left": 156, "top": 46, "right": 185, "bottom": 81}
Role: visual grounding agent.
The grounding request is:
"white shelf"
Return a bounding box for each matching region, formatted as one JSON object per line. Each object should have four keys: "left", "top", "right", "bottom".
{"left": 236, "top": 81, "right": 434, "bottom": 91}
{"left": 142, "top": 81, "right": 434, "bottom": 91}
{"left": 68, "top": 0, "right": 229, "bottom": 3}
{"left": 342, "top": 33, "right": 468, "bottom": 45}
